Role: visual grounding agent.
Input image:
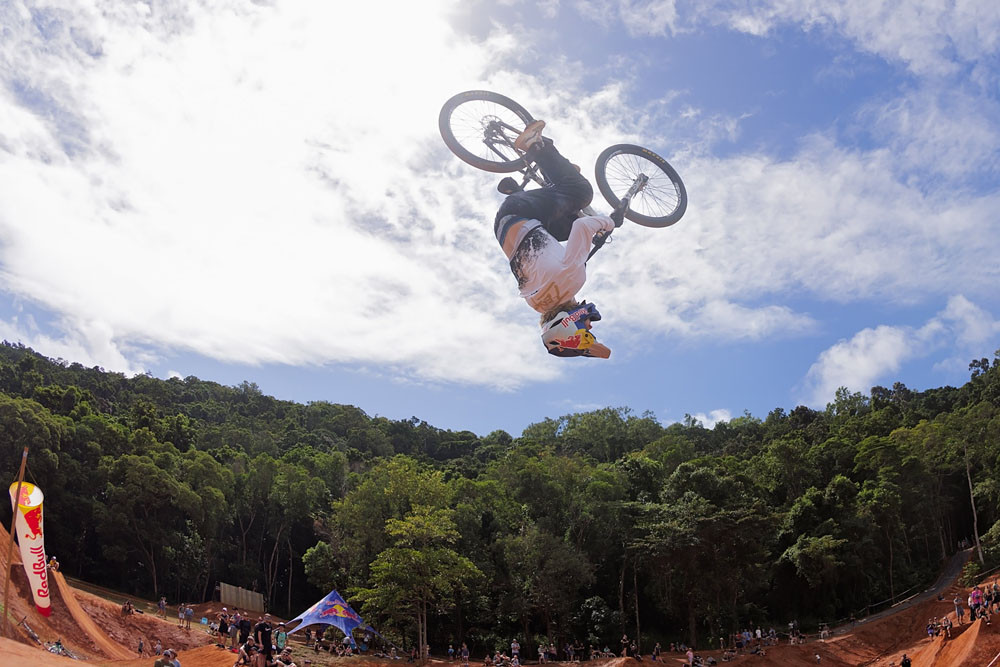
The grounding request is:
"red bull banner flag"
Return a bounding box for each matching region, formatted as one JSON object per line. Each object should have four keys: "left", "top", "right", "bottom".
{"left": 8, "top": 481, "right": 51, "bottom": 616}
{"left": 286, "top": 589, "right": 364, "bottom": 636}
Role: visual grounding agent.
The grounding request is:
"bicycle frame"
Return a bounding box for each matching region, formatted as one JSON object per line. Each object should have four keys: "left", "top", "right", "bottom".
{"left": 484, "top": 118, "right": 657, "bottom": 260}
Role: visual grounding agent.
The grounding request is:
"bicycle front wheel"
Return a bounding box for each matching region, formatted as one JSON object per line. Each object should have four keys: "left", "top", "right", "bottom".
{"left": 595, "top": 144, "right": 687, "bottom": 227}
{"left": 439, "top": 90, "right": 535, "bottom": 173}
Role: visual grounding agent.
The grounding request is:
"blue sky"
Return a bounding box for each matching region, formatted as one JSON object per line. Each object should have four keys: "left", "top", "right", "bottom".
{"left": 1, "top": 0, "right": 999, "bottom": 436}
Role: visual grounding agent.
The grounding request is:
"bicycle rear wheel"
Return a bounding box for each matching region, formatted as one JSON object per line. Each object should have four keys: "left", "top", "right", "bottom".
{"left": 439, "top": 90, "right": 535, "bottom": 173}
{"left": 595, "top": 144, "right": 687, "bottom": 227}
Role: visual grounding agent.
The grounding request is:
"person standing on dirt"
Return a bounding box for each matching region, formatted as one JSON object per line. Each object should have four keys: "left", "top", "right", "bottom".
{"left": 900, "top": 654, "right": 911, "bottom": 667}
{"left": 240, "top": 613, "right": 253, "bottom": 645}
{"left": 275, "top": 623, "right": 288, "bottom": 652}
{"left": 255, "top": 613, "right": 274, "bottom": 660}
{"left": 184, "top": 603, "right": 194, "bottom": 630}
{"left": 954, "top": 594, "right": 965, "bottom": 624}
{"left": 219, "top": 608, "right": 231, "bottom": 645}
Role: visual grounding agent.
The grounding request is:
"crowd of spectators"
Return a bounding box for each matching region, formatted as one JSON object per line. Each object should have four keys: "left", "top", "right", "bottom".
{"left": 139, "top": 576, "right": 1000, "bottom": 667}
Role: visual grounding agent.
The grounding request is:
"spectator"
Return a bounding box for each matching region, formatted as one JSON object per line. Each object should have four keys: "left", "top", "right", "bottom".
{"left": 240, "top": 613, "right": 253, "bottom": 645}
{"left": 254, "top": 615, "right": 274, "bottom": 660}
{"left": 276, "top": 647, "right": 297, "bottom": 666}
{"left": 275, "top": 623, "right": 288, "bottom": 652}
{"left": 232, "top": 642, "right": 255, "bottom": 667}
{"left": 230, "top": 615, "right": 241, "bottom": 649}
{"left": 219, "top": 609, "right": 230, "bottom": 645}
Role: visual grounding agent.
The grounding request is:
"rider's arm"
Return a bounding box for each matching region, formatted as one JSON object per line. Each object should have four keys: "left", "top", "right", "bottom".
{"left": 562, "top": 215, "right": 614, "bottom": 268}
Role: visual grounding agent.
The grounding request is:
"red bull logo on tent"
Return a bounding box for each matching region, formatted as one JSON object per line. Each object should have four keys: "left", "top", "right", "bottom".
{"left": 286, "top": 590, "right": 365, "bottom": 636}
{"left": 9, "top": 482, "right": 51, "bottom": 616}
{"left": 318, "top": 602, "right": 361, "bottom": 621}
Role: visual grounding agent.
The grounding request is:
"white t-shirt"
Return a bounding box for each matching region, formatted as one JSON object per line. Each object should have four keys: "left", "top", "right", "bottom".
{"left": 506, "top": 215, "right": 614, "bottom": 314}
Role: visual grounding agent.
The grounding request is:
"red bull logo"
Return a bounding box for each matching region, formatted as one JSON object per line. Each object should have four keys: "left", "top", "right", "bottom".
{"left": 9, "top": 482, "right": 50, "bottom": 616}
{"left": 318, "top": 601, "right": 361, "bottom": 621}
{"left": 554, "top": 334, "right": 583, "bottom": 349}
{"left": 552, "top": 330, "right": 595, "bottom": 350}
{"left": 22, "top": 505, "right": 43, "bottom": 539}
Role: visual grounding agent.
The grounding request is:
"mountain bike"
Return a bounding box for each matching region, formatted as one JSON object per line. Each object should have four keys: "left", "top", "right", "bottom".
{"left": 46, "top": 639, "right": 82, "bottom": 659}
{"left": 18, "top": 615, "right": 41, "bottom": 644}
{"left": 439, "top": 90, "right": 687, "bottom": 235}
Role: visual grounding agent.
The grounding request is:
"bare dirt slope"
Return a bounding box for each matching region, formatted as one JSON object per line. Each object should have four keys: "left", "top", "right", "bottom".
{"left": 50, "top": 569, "right": 134, "bottom": 659}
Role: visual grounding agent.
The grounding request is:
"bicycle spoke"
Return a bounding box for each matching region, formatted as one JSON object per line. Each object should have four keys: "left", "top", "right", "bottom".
{"left": 446, "top": 99, "right": 527, "bottom": 165}
{"left": 604, "top": 153, "right": 681, "bottom": 218}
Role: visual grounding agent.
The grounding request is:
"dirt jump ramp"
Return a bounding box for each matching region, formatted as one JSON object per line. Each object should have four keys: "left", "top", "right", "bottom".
{"left": 910, "top": 618, "right": 981, "bottom": 666}
{"left": 49, "top": 569, "right": 134, "bottom": 659}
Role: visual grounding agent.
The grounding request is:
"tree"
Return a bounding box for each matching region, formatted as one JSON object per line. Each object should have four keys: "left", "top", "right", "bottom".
{"left": 502, "top": 524, "right": 595, "bottom": 643}
{"left": 97, "top": 454, "right": 201, "bottom": 595}
{"left": 352, "top": 505, "right": 481, "bottom": 658}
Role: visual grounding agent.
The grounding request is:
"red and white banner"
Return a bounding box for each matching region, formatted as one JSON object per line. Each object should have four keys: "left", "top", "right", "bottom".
{"left": 9, "top": 482, "right": 51, "bottom": 616}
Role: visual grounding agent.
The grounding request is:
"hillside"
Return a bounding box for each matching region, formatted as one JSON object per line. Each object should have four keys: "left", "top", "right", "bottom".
{"left": 0, "top": 342, "right": 998, "bottom": 654}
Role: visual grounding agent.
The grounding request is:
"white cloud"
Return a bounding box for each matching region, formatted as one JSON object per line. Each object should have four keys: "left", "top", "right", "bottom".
{"left": 569, "top": 1, "right": 1000, "bottom": 78}
{"left": 857, "top": 84, "right": 1000, "bottom": 183}
{"left": 802, "top": 325, "right": 921, "bottom": 407}
{"left": 800, "top": 296, "right": 1000, "bottom": 406}
{"left": 2, "top": 0, "right": 1000, "bottom": 394}
{"left": 692, "top": 1, "right": 1000, "bottom": 79}
{"left": 690, "top": 408, "right": 731, "bottom": 428}
{"left": 0, "top": 0, "right": 563, "bottom": 388}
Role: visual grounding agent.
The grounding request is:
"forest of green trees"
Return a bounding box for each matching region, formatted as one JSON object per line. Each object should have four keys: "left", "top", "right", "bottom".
{"left": 0, "top": 342, "right": 998, "bottom": 652}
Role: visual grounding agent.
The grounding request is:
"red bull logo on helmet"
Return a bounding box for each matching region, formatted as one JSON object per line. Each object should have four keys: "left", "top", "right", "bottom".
{"left": 552, "top": 330, "right": 596, "bottom": 350}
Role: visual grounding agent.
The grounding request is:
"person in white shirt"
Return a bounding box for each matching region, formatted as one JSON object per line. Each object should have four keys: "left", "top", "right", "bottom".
{"left": 494, "top": 120, "right": 624, "bottom": 358}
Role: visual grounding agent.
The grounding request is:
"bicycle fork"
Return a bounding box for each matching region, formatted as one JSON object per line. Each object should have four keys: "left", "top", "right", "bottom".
{"left": 587, "top": 172, "right": 649, "bottom": 261}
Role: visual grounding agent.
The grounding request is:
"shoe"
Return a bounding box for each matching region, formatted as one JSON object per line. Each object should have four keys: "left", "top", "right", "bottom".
{"left": 514, "top": 120, "right": 546, "bottom": 152}
{"left": 497, "top": 177, "right": 521, "bottom": 195}
{"left": 611, "top": 196, "right": 630, "bottom": 227}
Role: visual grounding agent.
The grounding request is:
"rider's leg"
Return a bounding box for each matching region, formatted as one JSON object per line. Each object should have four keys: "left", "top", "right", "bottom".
{"left": 494, "top": 139, "right": 593, "bottom": 242}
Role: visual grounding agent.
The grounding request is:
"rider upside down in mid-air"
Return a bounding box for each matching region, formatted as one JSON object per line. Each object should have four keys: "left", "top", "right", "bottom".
{"left": 493, "top": 120, "right": 625, "bottom": 358}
